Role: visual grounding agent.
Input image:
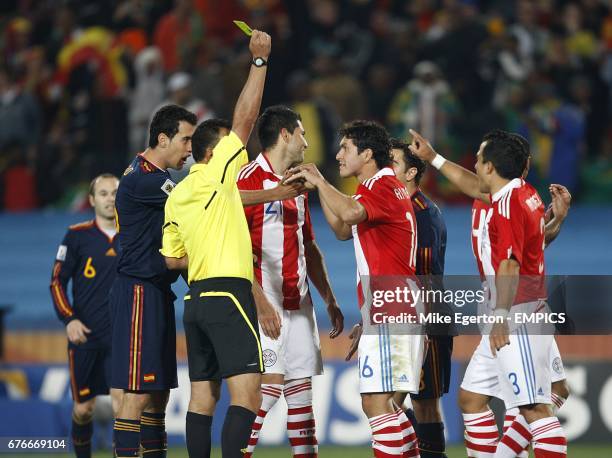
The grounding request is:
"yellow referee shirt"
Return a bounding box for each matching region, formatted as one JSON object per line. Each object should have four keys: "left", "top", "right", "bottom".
{"left": 161, "top": 131, "right": 253, "bottom": 284}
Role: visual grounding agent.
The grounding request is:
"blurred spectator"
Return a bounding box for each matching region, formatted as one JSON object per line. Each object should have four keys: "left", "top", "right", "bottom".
{"left": 157, "top": 72, "right": 215, "bottom": 123}
{"left": 153, "top": 0, "right": 204, "bottom": 72}
{"left": 286, "top": 70, "right": 340, "bottom": 171}
{"left": 129, "top": 47, "right": 165, "bottom": 153}
{"left": 388, "top": 61, "right": 458, "bottom": 149}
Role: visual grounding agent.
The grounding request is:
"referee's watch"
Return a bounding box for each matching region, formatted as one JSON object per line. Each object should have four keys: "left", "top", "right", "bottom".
{"left": 252, "top": 57, "right": 267, "bottom": 68}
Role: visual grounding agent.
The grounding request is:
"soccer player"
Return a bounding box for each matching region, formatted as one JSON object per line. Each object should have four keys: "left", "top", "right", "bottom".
{"left": 286, "top": 121, "right": 423, "bottom": 457}
{"left": 110, "top": 104, "right": 197, "bottom": 458}
{"left": 409, "top": 129, "right": 568, "bottom": 457}
{"left": 237, "top": 105, "right": 344, "bottom": 457}
{"left": 160, "top": 30, "right": 274, "bottom": 458}
{"left": 50, "top": 174, "right": 123, "bottom": 458}
{"left": 390, "top": 139, "right": 451, "bottom": 458}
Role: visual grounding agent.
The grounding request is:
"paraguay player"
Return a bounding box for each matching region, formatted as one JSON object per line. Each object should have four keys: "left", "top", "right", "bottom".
{"left": 237, "top": 105, "right": 344, "bottom": 457}
{"left": 50, "top": 174, "right": 123, "bottom": 458}
{"left": 409, "top": 128, "right": 568, "bottom": 457}
{"left": 287, "top": 121, "right": 423, "bottom": 457}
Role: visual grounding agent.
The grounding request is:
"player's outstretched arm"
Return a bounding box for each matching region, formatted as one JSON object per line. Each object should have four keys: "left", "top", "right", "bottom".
{"left": 231, "top": 30, "right": 271, "bottom": 146}
{"left": 409, "top": 129, "right": 489, "bottom": 203}
{"left": 304, "top": 240, "right": 344, "bottom": 338}
{"left": 286, "top": 163, "right": 364, "bottom": 239}
{"left": 239, "top": 182, "right": 306, "bottom": 207}
{"left": 544, "top": 184, "right": 571, "bottom": 247}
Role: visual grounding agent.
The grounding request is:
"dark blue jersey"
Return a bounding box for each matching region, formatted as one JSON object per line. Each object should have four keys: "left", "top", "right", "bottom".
{"left": 115, "top": 154, "right": 177, "bottom": 287}
{"left": 411, "top": 189, "right": 447, "bottom": 276}
{"left": 50, "top": 220, "right": 119, "bottom": 349}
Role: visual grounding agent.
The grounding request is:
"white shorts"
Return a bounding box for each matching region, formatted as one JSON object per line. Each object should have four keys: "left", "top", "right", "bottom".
{"left": 358, "top": 324, "right": 425, "bottom": 394}
{"left": 259, "top": 294, "right": 323, "bottom": 380}
{"left": 461, "top": 329, "right": 563, "bottom": 408}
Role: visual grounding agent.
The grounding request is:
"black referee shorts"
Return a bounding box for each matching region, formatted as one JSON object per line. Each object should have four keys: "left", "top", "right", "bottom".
{"left": 184, "top": 277, "right": 263, "bottom": 381}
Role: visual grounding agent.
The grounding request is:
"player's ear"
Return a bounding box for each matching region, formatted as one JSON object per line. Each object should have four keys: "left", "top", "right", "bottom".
{"left": 280, "top": 128, "right": 290, "bottom": 144}
{"left": 158, "top": 133, "right": 169, "bottom": 148}
{"left": 406, "top": 167, "right": 418, "bottom": 183}
{"left": 88, "top": 193, "right": 95, "bottom": 208}
{"left": 362, "top": 148, "right": 373, "bottom": 163}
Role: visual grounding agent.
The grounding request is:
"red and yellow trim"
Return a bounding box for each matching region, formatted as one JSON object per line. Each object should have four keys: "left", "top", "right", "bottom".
{"left": 128, "top": 284, "right": 144, "bottom": 390}
{"left": 51, "top": 262, "right": 73, "bottom": 318}
{"left": 68, "top": 349, "right": 79, "bottom": 402}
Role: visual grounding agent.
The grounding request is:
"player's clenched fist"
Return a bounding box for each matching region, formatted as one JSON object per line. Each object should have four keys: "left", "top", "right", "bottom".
{"left": 249, "top": 30, "right": 271, "bottom": 58}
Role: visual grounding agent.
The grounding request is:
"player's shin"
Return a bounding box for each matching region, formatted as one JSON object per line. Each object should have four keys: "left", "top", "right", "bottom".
{"left": 140, "top": 412, "right": 167, "bottom": 457}
{"left": 284, "top": 379, "right": 318, "bottom": 457}
{"left": 395, "top": 407, "right": 421, "bottom": 457}
{"left": 529, "top": 417, "right": 567, "bottom": 457}
{"left": 71, "top": 411, "right": 93, "bottom": 458}
{"left": 243, "top": 383, "right": 283, "bottom": 458}
{"left": 462, "top": 410, "right": 499, "bottom": 457}
{"left": 495, "top": 409, "right": 530, "bottom": 458}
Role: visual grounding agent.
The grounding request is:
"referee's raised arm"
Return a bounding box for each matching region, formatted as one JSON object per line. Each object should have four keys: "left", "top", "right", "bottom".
{"left": 231, "top": 30, "right": 271, "bottom": 145}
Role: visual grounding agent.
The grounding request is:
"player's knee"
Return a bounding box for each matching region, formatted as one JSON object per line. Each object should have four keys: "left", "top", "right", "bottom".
{"left": 413, "top": 398, "right": 442, "bottom": 423}
{"left": 284, "top": 378, "right": 312, "bottom": 408}
{"left": 458, "top": 388, "right": 487, "bottom": 414}
{"left": 552, "top": 379, "right": 570, "bottom": 401}
{"left": 189, "top": 382, "right": 221, "bottom": 415}
{"left": 121, "top": 391, "right": 151, "bottom": 416}
{"left": 227, "top": 374, "right": 262, "bottom": 413}
{"left": 73, "top": 399, "right": 95, "bottom": 421}
{"left": 361, "top": 393, "right": 390, "bottom": 417}
{"left": 145, "top": 390, "right": 170, "bottom": 413}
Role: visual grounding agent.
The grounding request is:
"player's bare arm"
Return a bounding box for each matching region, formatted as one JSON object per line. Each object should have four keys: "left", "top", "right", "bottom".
{"left": 304, "top": 240, "right": 344, "bottom": 338}
{"left": 66, "top": 319, "right": 91, "bottom": 345}
{"left": 231, "top": 30, "right": 271, "bottom": 145}
{"left": 545, "top": 184, "right": 572, "bottom": 247}
{"left": 252, "top": 279, "right": 281, "bottom": 340}
{"left": 490, "top": 258, "right": 520, "bottom": 355}
{"left": 286, "top": 163, "right": 365, "bottom": 238}
{"left": 345, "top": 323, "right": 363, "bottom": 361}
{"left": 239, "top": 181, "right": 306, "bottom": 207}
{"left": 164, "top": 254, "right": 188, "bottom": 270}
{"left": 409, "top": 129, "right": 489, "bottom": 203}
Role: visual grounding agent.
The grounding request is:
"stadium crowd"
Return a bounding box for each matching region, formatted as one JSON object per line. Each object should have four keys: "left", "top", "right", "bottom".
{"left": 0, "top": 0, "right": 611, "bottom": 211}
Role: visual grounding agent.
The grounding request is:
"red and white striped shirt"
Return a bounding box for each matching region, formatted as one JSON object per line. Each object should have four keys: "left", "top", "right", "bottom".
{"left": 237, "top": 153, "right": 314, "bottom": 310}
{"left": 352, "top": 167, "right": 417, "bottom": 308}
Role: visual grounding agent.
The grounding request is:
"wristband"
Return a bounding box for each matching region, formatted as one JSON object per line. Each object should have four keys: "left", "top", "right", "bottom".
{"left": 431, "top": 154, "right": 446, "bottom": 170}
{"left": 493, "top": 308, "right": 509, "bottom": 319}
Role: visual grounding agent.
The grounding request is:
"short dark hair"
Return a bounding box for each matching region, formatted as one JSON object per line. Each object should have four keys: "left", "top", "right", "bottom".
{"left": 339, "top": 120, "right": 392, "bottom": 169}
{"left": 148, "top": 104, "right": 197, "bottom": 148}
{"left": 191, "top": 118, "right": 232, "bottom": 162}
{"left": 481, "top": 129, "right": 529, "bottom": 180}
{"left": 390, "top": 138, "right": 427, "bottom": 184}
{"left": 257, "top": 105, "right": 302, "bottom": 151}
{"left": 89, "top": 173, "right": 118, "bottom": 195}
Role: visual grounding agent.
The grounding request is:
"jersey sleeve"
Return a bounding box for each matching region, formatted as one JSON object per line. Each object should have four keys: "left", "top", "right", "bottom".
{"left": 50, "top": 230, "right": 77, "bottom": 324}
{"left": 160, "top": 195, "right": 186, "bottom": 259}
{"left": 494, "top": 195, "right": 525, "bottom": 266}
{"left": 208, "top": 131, "right": 247, "bottom": 188}
{"left": 415, "top": 210, "right": 434, "bottom": 275}
{"left": 236, "top": 163, "right": 262, "bottom": 229}
{"left": 302, "top": 196, "right": 315, "bottom": 243}
{"left": 132, "top": 173, "right": 174, "bottom": 208}
{"left": 354, "top": 183, "right": 390, "bottom": 223}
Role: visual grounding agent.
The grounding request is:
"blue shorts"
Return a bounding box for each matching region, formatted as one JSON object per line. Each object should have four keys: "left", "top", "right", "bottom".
{"left": 411, "top": 335, "right": 453, "bottom": 400}
{"left": 68, "top": 345, "right": 111, "bottom": 403}
{"left": 109, "top": 274, "right": 177, "bottom": 391}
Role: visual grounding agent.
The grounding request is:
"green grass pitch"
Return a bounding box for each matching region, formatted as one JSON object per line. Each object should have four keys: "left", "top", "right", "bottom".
{"left": 5, "top": 444, "right": 612, "bottom": 457}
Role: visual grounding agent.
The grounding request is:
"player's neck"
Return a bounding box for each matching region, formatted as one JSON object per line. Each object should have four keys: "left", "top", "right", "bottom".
{"left": 264, "top": 149, "right": 291, "bottom": 176}
{"left": 142, "top": 148, "right": 167, "bottom": 171}
{"left": 95, "top": 214, "right": 116, "bottom": 232}
{"left": 489, "top": 176, "right": 510, "bottom": 197}
{"left": 404, "top": 181, "right": 418, "bottom": 195}
{"left": 356, "top": 162, "right": 380, "bottom": 183}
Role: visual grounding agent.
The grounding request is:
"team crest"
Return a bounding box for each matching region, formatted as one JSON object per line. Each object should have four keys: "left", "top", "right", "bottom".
{"left": 552, "top": 356, "right": 563, "bottom": 375}
{"left": 262, "top": 349, "right": 277, "bottom": 367}
{"left": 161, "top": 179, "right": 176, "bottom": 195}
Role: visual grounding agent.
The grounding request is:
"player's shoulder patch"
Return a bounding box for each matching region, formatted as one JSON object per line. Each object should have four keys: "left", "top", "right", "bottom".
{"left": 69, "top": 220, "right": 94, "bottom": 231}
{"left": 56, "top": 244, "right": 67, "bottom": 261}
{"left": 123, "top": 165, "right": 134, "bottom": 176}
{"left": 160, "top": 178, "right": 176, "bottom": 196}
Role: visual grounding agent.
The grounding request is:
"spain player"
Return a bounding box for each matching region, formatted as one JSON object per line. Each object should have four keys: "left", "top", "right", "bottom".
{"left": 287, "top": 121, "right": 423, "bottom": 457}
{"left": 110, "top": 105, "right": 197, "bottom": 458}
{"left": 237, "top": 105, "right": 344, "bottom": 457}
{"left": 50, "top": 174, "right": 123, "bottom": 458}
{"left": 409, "top": 129, "right": 568, "bottom": 457}
{"left": 390, "top": 139, "right": 451, "bottom": 458}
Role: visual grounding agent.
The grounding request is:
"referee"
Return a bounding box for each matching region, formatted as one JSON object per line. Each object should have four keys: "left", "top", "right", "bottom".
{"left": 161, "top": 30, "right": 271, "bottom": 458}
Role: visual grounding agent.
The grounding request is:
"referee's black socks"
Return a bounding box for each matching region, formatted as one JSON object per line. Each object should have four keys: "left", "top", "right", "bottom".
{"left": 140, "top": 412, "right": 167, "bottom": 457}
{"left": 221, "top": 405, "right": 256, "bottom": 458}
{"left": 186, "top": 411, "right": 213, "bottom": 458}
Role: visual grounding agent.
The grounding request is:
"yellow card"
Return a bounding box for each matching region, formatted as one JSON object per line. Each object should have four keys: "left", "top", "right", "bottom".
{"left": 233, "top": 20, "right": 253, "bottom": 37}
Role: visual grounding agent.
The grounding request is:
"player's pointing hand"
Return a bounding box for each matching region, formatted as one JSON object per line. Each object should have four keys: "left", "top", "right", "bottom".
{"left": 249, "top": 30, "right": 271, "bottom": 59}
{"left": 408, "top": 129, "right": 437, "bottom": 163}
